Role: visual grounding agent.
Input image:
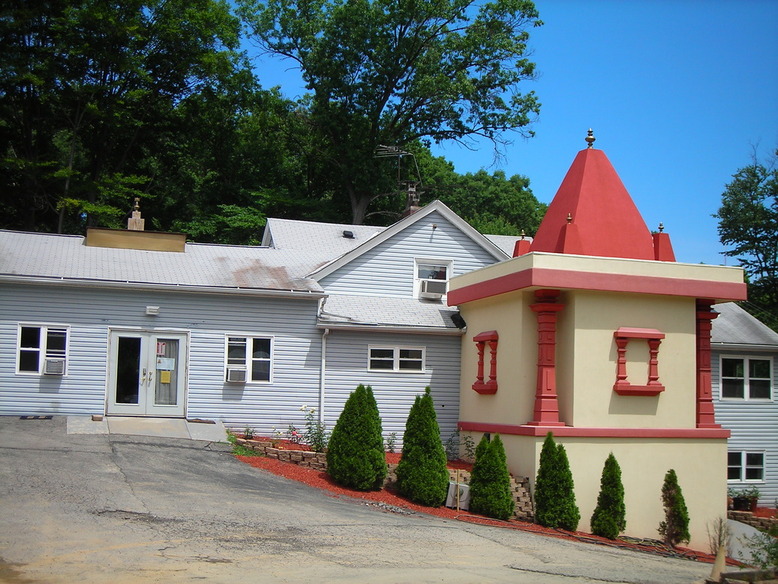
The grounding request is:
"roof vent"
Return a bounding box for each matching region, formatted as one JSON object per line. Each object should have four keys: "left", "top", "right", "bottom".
{"left": 342, "top": 230, "right": 355, "bottom": 239}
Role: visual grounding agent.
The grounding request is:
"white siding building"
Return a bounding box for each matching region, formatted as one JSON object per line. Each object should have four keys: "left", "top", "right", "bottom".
{"left": 712, "top": 302, "right": 778, "bottom": 507}
{"left": 0, "top": 201, "right": 515, "bottom": 445}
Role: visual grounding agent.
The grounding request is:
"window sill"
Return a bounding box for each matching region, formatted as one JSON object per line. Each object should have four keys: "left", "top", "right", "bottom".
{"left": 472, "top": 381, "right": 498, "bottom": 395}
{"left": 613, "top": 383, "right": 664, "bottom": 396}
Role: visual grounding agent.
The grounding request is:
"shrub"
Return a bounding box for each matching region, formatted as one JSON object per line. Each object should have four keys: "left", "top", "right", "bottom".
{"left": 469, "top": 434, "right": 515, "bottom": 520}
{"left": 395, "top": 387, "right": 449, "bottom": 506}
{"left": 658, "top": 469, "right": 690, "bottom": 546}
{"left": 590, "top": 453, "right": 626, "bottom": 539}
{"left": 326, "top": 384, "right": 386, "bottom": 490}
{"left": 534, "top": 432, "right": 580, "bottom": 531}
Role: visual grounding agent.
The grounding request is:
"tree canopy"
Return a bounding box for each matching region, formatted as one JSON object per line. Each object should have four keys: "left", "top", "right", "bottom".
{"left": 715, "top": 151, "right": 778, "bottom": 329}
{"left": 1, "top": 0, "right": 545, "bottom": 242}
{"left": 238, "top": 0, "right": 543, "bottom": 224}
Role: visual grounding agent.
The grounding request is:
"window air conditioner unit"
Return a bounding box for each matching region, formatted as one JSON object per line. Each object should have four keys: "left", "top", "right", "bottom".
{"left": 43, "top": 358, "right": 65, "bottom": 375}
{"left": 419, "top": 279, "right": 447, "bottom": 299}
{"left": 226, "top": 367, "right": 247, "bottom": 383}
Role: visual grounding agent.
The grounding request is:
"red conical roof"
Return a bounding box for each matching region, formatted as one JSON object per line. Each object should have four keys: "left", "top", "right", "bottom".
{"left": 529, "top": 138, "right": 659, "bottom": 261}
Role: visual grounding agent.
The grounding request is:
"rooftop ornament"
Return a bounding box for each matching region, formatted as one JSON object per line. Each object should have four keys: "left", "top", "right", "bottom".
{"left": 585, "top": 128, "right": 596, "bottom": 149}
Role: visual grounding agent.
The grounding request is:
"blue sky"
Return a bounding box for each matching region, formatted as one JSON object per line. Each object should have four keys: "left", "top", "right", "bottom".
{"left": 247, "top": 0, "right": 778, "bottom": 266}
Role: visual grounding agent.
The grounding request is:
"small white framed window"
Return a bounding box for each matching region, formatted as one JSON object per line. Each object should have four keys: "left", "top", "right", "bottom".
{"left": 368, "top": 346, "right": 425, "bottom": 372}
{"left": 225, "top": 335, "right": 273, "bottom": 383}
{"left": 414, "top": 258, "right": 452, "bottom": 299}
{"left": 720, "top": 356, "right": 772, "bottom": 400}
{"left": 16, "top": 324, "right": 69, "bottom": 375}
{"left": 727, "top": 450, "right": 765, "bottom": 482}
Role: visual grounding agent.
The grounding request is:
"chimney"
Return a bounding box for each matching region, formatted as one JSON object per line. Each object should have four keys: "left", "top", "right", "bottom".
{"left": 401, "top": 182, "right": 421, "bottom": 218}
{"left": 127, "top": 197, "right": 145, "bottom": 231}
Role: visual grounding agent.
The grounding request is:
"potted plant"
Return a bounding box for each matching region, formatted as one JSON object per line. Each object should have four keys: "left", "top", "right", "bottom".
{"left": 732, "top": 486, "right": 760, "bottom": 512}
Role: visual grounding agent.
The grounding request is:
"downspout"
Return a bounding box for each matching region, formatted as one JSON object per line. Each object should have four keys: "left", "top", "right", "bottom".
{"left": 319, "top": 327, "right": 330, "bottom": 425}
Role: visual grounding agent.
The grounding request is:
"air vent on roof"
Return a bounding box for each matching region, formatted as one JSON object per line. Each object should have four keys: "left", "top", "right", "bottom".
{"left": 342, "top": 230, "right": 355, "bottom": 239}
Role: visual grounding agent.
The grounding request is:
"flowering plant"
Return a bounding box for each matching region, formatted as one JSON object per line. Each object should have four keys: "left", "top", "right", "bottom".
{"left": 300, "top": 404, "right": 329, "bottom": 452}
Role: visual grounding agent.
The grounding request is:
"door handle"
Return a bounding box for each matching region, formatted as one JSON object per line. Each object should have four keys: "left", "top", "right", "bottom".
{"left": 141, "top": 368, "right": 147, "bottom": 383}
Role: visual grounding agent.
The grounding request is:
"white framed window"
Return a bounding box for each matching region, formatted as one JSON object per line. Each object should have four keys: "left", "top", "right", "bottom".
{"left": 727, "top": 450, "right": 765, "bottom": 482}
{"left": 720, "top": 356, "right": 772, "bottom": 400}
{"left": 16, "top": 324, "right": 69, "bottom": 375}
{"left": 225, "top": 335, "right": 273, "bottom": 383}
{"left": 368, "top": 346, "right": 425, "bottom": 372}
{"left": 414, "top": 258, "right": 452, "bottom": 299}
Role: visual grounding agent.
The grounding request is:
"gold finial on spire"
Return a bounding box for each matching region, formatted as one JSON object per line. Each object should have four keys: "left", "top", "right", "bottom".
{"left": 585, "top": 128, "right": 596, "bottom": 148}
{"left": 520, "top": 229, "right": 526, "bottom": 239}
{"left": 658, "top": 222, "right": 665, "bottom": 233}
{"left": 566, "top": 212, "right": 573, "bottom": 224}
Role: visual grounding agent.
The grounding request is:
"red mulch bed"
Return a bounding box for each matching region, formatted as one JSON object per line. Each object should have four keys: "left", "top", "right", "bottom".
{"left": 236, "top": 451, "right": 729, "bottom": 565}
{"left": 754, "top": 507, "right": 777, "bottom": 518}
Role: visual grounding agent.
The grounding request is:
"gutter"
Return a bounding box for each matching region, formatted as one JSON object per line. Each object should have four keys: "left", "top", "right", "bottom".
{"left": 0, "top": 274, "right": 326, "bottom": 300}
{"left": 315, "top": 322, "right": 464, "bottom": 336}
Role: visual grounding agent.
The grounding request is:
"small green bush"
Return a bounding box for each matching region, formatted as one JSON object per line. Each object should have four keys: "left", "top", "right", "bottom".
{"left": 658, "top": 469, "right": 690, "bottom": 546}
{"left": 590, "top": 453, "right": 626, "bottom": 539}
{"left": 534, "top": 432, "right": 580, "bottom": 531}
{"left": 469, "top": 434, "right": 515, "bottom": 520}
{"left": 326, "top": 384, "right": 386, "bottom": 490}
{"left": 395, "top": 387, "right": 449, "bottom": 506}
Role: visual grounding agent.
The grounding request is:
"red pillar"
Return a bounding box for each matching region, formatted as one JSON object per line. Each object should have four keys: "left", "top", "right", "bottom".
{"left": 527, "top": 290, "right": 566, "bottom": 426}
{"left": 696, "top": 300, "right": 721, "bottom": 428}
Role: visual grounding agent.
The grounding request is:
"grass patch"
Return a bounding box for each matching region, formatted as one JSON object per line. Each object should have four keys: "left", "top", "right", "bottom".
{"left": 227, "top": 432, "right": 264, "bottom": 457}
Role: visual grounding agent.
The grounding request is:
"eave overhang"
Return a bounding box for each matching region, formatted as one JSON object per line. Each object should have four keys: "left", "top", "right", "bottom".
{"left": 0, "top": 274, "right": 326, "bottom": 300}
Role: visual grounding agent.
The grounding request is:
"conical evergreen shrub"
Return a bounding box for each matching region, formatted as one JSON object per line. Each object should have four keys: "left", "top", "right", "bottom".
{"left": 658, "top": 469, "right": 690, "bottom": 546}
{"left": 469, "top": 434, "right": 515, "bottom": 520}
{"left": 534, "top": 432, "right": 580, "bottom": 530}
{"left": 326, "top": 384, "right": 386, "bottom": 490}
{"left": 395, "top": 387, "right": 449, "bottom": 506}
{"left": 590, "top": 453, "right": 626, "bottom": 539}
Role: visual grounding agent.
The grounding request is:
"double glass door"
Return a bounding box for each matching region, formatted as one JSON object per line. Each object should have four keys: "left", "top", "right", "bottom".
{"left": 107, "top": 331, "right": 187, "bottom": 417}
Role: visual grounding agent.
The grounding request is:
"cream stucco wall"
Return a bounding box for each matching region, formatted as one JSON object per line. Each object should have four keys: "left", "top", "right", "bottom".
{"left": 462, "top": 431, "right": 727, "bottom": 551}
{"left": 458, "top": 291, "right": 537, "bottom": 426}
{"left": 563, "top": 291, "right": 698, "bottom": 428}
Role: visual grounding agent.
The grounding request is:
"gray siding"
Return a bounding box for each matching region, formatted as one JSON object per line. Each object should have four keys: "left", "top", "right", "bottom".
{"left": 712, "top": 348, "right": 778, "bottom": 506}
{"left": 0, "top": 283, "right": 322, "bottom": 433}
{"left": 319, "top": 211, "right": 500, "bottom": 297}
{"left": 323, "top": 330, "right": 461, "bottom": 447}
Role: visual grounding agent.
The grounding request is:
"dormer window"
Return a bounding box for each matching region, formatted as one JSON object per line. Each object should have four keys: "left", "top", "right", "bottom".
{"left": 415, "top": 259, "right": 451, "bottom": 300}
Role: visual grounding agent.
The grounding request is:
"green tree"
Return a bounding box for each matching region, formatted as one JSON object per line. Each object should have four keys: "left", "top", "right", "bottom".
{"left": 657, "top": 468, "right": 690, "bottom": 547}
{"left": 714, "top": 151, "right": 778, "bottom": 330}
{"left": 590, "top": 453, "right": 626, "bottom": 540}
{"left": 238, "top": 0, "right": 542, "bottom": 224}
{"left": 534, "top": 432, "right": 580, "bottom": 531}
{"left": 0, "top": 0, "right": 249, "bottom": 233}
{"left": 326, "top": 384, "right": 386, "bottom": 490}
{"left": 413, "top": 146, "right": 546, "bottom": 235}
{"left": 395, "top": 387, "right": 449, "bottom": 506}
{"left": 469, "top": 434, "right": 515, "bottom": 520}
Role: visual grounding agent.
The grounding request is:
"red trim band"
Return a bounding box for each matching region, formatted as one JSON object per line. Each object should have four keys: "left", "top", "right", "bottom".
{"left": 458, "top": 421, "right": 730, "bottom": 439}
{"left": 448, "top": 267, "right": 746, "bottom": 305}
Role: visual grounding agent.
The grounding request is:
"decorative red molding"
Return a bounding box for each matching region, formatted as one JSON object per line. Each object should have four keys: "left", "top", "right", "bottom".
{"left": 612, "top": 327, "right": 666, "bottom": 396}
{"left": 526, "top": 290, "right": 566, "bottom": 426}
{"left": 696, "top": 300, "right": 721, "bottom": 428}
{"left": 472, "top": 330, "right": 499, "bottom": 394}
{"left": 458, "top": 421, "right": 730, "bottom": 439}
{"left": 447, "top": 267, "right": 747, "bottom": 307}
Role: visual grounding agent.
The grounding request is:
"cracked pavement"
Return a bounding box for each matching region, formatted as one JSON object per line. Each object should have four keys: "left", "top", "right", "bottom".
{"left": 0, "top": 416, "right": 714, "bottom": 583}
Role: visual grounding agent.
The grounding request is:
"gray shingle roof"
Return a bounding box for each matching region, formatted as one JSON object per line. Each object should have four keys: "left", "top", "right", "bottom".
{"left": 0, "top": 230, "right": 328, "bottom": 293}
{"left": 712, "top": 302, "right": 778, "bottom": 347}
{"left": 262, "top": 218, "right": 384, "bottom": 254}
{"left": 318, "top": 294, "right": 461, "bottom": 331}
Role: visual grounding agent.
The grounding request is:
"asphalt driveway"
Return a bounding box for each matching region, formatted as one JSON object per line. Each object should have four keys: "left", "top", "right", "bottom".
{"left": 0, "top": 416, "right": 715, "bottom": 583}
